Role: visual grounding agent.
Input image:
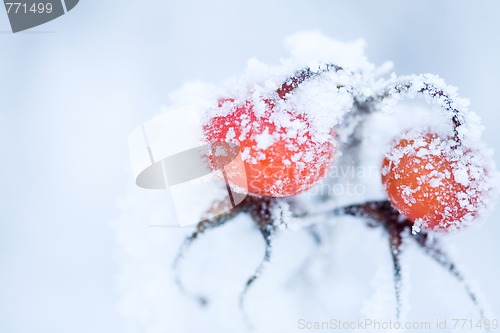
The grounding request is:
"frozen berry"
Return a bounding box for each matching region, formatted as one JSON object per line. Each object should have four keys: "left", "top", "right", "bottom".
{"left": 381, "top": 131, "right": 493, "bottom": 232}
{"left": 204, "top": 98, "right": 335, "bottom": 197}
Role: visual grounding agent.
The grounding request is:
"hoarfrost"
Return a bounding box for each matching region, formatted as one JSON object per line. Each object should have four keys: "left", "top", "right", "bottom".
{"left": 122, "top": 31, "right": 499, "bottom": 333}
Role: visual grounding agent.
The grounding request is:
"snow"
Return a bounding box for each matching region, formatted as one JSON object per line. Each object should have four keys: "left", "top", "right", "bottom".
{"left": 453, "top": 167, "right": 470, "bottom": 187}
{"left": 4, "top": 1, "right": 500, "bottom": 333}
{"left": 119, "top": 32, "right": 499, "bottom": 333}
{"left": 225, "top": 128, "right": 236, "bottom": 141}
{"left": 382, "top": 129, "right": 497, "bottom": 231}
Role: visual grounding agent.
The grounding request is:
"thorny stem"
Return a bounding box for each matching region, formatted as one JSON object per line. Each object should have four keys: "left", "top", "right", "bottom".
{"left": 276, "top": 64, "right": 344, "bottom": 99}
{"left": 278, "top": 66, "right": 466, "bottom": 144}
{"left": 172, "top": 204, "right": 241, "bottom": 306}
{"left": 173, "top": 196, "right": 488, "bottom": 323}
{"left": 173, "top": 195, "right": 281, "bottom": 326}
{"left": 413, "top": 232, "right": 488, "bottom": 320}
{"left": 389, "top": 224, "right": 404, "bottom": 320}
{"left": 306, "top": 224, "right": 323, "bottom": 246}
{"left": 304, "top": 200, "right": 487, "bottom": 321}
{"left": 172, "top": 68, "right": 483, "bottom": 322}
{"left": 377, "top": 77, "right": 465, "bottom": 144}
{"left": 319, "top": 98, "right": 372, "bottom": 202}
{"left": 238, "top": 196, "right": 283, "bottom": 326}
{"left": 238, "top": 223, "right": 275, "bottom": 328}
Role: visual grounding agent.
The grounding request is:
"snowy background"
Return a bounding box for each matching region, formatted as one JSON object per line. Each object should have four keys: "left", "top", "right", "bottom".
{"left": 1, "top": 1, "right": 500, "bottom": 332}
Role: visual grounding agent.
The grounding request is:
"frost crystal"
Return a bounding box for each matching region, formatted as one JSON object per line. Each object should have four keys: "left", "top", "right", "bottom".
{"left": 128, "top": 32, "right": 499, "bottom": 330}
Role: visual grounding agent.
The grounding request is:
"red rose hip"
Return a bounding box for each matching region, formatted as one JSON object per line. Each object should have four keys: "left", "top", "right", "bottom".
{"left": 204, "top": 98, "right": 335, "bottom": 197}
{"left": 381, "top": 131, "right": 493, "bottom": 232}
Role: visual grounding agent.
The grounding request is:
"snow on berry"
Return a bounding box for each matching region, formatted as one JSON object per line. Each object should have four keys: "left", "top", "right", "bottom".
{"left": 382, "top": 129, "right": 497, "bottom": 232}
{"left": 200, "top": 33, "right": 375, "bottom": 197}
{"left": 125, "top": 32, "right": 500, "bottom": 331}
{"left": 203, "top": 97, "right": 336, "bottom": 197}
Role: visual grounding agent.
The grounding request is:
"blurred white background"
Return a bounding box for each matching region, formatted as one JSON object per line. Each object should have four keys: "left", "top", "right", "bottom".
{"left": 1, "top": 1, "right": 500, "bottom": 332}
